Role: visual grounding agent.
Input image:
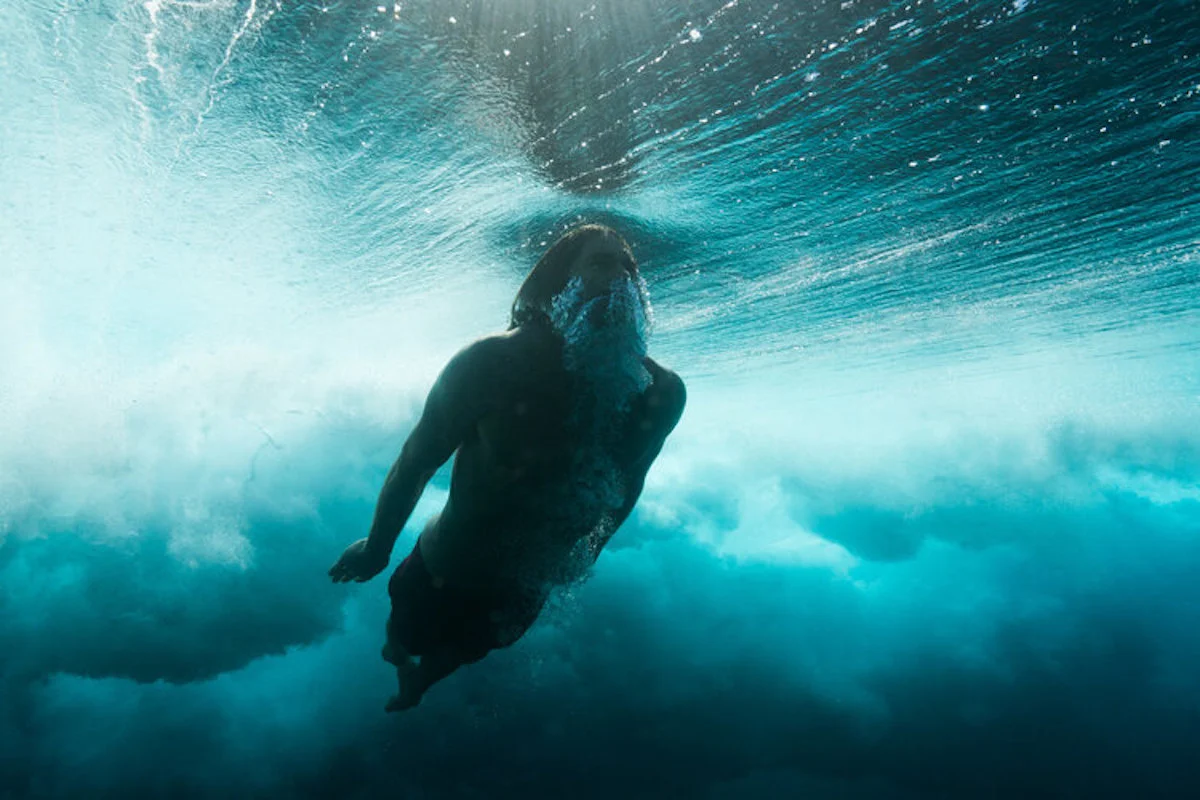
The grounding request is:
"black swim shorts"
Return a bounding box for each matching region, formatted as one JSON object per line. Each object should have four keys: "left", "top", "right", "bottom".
{"left": 386, "top": 542, "right": 546, "bottom": 665}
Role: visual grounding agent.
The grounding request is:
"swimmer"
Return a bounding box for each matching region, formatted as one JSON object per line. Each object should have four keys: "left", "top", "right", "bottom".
{"left": 329, "top": 225, "right": 685, "bottom": 712}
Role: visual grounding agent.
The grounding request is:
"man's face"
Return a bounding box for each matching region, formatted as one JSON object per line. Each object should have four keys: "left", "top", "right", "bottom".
{"left": 549, "top": 235, "right": 652, "bottom": 405}
{"left": 568, "top": 235, "right": 637, "bottom": 305}
{"left": 549, "top": 233, "right": 648, "bottom": 356}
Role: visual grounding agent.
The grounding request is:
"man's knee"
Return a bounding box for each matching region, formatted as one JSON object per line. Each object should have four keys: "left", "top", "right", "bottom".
{"left": 385, "top": 610, "right": 420, "bottom": 660}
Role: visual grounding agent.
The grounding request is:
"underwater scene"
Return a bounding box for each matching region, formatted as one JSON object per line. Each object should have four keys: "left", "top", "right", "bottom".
{"left": 1, "top": 0, "right": 1198, "bottom": 797}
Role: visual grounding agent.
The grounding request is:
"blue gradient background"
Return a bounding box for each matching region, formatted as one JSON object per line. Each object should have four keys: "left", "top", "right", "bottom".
{"left": 1, "top": 0, "right": 1198, "bottom": 797}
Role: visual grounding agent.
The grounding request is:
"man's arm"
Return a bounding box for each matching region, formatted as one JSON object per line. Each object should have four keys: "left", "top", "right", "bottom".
{"left": 366, "top": 338, "right": 505, "bottom": 558}
{"left": 330, "top": 337, "right": 504, "bottom": 583}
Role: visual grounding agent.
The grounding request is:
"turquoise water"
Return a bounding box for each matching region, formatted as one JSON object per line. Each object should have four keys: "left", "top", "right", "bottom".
{"left": 1, "top": 0, "right": 1198, "bottom": 796}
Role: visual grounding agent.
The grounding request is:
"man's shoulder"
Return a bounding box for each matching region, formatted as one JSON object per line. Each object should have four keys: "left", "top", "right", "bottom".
{"left": 441, "top": 329, "right": 551, "bottom": 394}
{"left": 432, "top": 335, "right": 504, "bottom": 397}
{"left": 644, "top": 357, "right": 685, "bottom": 396}
{"left": 447, "top": 331, "right": 520, "bottom": 370}
{"left": 641, "top": 357, "right": 686, "bottom": 423}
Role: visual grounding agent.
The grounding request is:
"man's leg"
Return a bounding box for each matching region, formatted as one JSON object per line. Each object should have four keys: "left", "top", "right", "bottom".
{"left": 380, "top": 638, "right": 408, "bottom": 667}
{"left": 385, "top": 648, "right": 464, "bottom": 712}
{"left": 382, "top": 604, "right": 424, "bottom": 711}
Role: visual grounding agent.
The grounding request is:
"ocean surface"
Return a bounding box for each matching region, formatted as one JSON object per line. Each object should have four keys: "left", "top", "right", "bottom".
{"left": 1, "top": 0, "right": 1198, "bottom": 797}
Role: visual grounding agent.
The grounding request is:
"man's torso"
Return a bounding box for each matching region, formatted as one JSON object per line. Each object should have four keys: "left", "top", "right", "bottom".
{"left": 418, "top": 325, "right": 673, "bottom": 591}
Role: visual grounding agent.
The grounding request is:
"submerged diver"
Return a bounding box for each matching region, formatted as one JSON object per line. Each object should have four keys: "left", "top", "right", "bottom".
{"left": 329, "top": 225, "right": 686, "bottom": 711}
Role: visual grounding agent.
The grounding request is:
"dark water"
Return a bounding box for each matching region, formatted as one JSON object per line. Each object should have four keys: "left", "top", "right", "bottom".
{"left": 1, "top": 0, "right": 1198, "bottom": 797}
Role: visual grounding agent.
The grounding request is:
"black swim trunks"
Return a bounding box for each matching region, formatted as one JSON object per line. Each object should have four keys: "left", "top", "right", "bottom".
{"left": 386, "top": 542, "right": 546, "bottom": 665}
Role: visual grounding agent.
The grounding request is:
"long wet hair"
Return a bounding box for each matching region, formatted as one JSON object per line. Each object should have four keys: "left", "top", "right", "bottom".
{"left": 510, "top": 225, "right": 648, "bottom": 329}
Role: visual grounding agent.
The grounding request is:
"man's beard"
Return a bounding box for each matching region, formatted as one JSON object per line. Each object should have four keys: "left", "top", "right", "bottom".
{"left": 548, "top": 274, "right": 652, "bottom": 415}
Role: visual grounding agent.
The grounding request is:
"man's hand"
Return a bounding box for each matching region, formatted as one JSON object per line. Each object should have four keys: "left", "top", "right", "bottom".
{"left": 329, "top": 538, "right": 389, "bottom": 584}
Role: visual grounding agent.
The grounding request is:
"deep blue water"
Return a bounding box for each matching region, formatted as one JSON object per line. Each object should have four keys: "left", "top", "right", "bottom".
{"left": 1, "top": 0, "right": 1199, "bottom": 797}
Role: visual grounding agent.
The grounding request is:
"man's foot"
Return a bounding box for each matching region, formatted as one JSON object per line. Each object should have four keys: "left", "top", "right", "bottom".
{"left": 384, "top": 689, "right": 421, "bottom": 713}
{"left": 384, "top": 660, "right": 423, "bottom": 713}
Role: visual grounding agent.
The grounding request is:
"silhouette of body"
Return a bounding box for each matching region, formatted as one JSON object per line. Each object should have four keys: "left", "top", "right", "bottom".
{"left": 330, "top": 226, "right": 685, "bottom": 711}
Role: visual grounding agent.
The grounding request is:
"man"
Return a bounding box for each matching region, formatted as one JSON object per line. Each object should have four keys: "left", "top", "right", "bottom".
{"left": 329, "top": 224, "right": 685, "bottom": 712}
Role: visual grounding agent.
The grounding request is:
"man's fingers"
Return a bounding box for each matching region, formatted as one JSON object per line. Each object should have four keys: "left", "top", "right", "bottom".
{"left": 330, "top": 566, "right": 357, "bottom": 584}
{"left": 329, "top": 552, "right": 371, "bottom": 584}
